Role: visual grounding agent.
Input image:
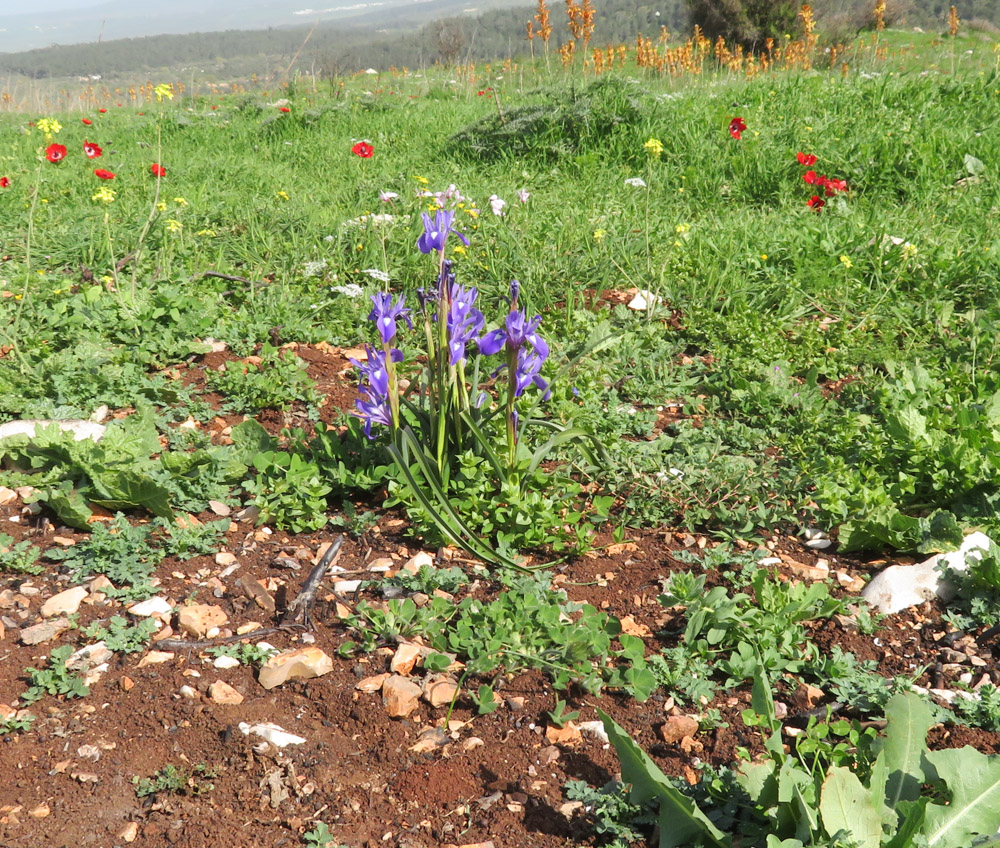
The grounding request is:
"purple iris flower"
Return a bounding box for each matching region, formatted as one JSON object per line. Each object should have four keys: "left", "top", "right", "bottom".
{"left": 478, "top": 310, "right": 548, "bottom": 361}
{"left": 368, "top": 293, "right": 412, "bottom": 345}
{"left": 417, "top": 209, "right": 469, "bottom": 255}
{"left": 514, "top": 348, "right": 550, "bottom": 399}
{"left": 354, "top": 395, "right": 393, "bottom": 438}
{"left": 349, "top": 345, "right": 403, "bottom": 438}
{"left": 446, "top": 282, "right": 484, "bottom": 365}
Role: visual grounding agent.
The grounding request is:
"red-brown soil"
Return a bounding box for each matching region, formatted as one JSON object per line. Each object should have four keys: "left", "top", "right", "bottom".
{"left": 2, "top": 347, "right": 998, "bottom": 848}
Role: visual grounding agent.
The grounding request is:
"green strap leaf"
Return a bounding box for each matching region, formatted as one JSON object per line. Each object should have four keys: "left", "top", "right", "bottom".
{"left": 389, "top": 429, "right": 523, "bottom": 571}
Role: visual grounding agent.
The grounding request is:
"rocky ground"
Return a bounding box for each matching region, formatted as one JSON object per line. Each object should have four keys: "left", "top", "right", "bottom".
{"left": 2, "top": 346, "right": 1000, "bottom": 848}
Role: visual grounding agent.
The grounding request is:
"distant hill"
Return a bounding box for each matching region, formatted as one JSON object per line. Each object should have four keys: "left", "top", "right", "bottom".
{"left": 0, "top": 0, "right": 996, "bottom": 83}
{"left": 0, "top": 0, "right": 519, "bottom": 53}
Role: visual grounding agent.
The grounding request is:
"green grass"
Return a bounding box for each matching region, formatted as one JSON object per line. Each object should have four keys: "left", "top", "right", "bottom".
{"left": 2, "top": 41, "right": 1000, "bottom": 550}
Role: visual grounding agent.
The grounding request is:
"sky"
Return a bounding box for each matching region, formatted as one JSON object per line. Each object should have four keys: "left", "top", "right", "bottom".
{"left": 0, "top": 0, "right": 106, "bottom": 14}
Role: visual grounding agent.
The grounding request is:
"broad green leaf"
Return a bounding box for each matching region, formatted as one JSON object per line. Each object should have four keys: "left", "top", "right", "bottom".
{"left": 35, "top": 483, "right": 93, "bottom": 530}
{"left": 750, "top": 664, "right": 778, "bottom": 734}
{"left": 229, "top": 418, "right": 273, "bottom": 467}
{"left": 868, "top": 752, "right": 897, "bottom": 832}
{"left": 887, "top": 407, "right": 928, "bottom": 444}
{"left": 777, "top": 756, "right": 812, "bottom": 806}
{"left": 884, "top": 692, "right": 935, "bottom": 813}
{"left": 737, "top": 761, "right": 779, "bottom": 809}
{"left": 99, "top": 403, "right": 162, "bottom": 461}
{"left": 88, "top": 470, "right": 174, "bottom": 518}
{"left": 923, "top": 746, "right": 1000, "bottom": 848}
{"left": 820, "top": 766, "right": 882, "bottom": 848}
{"left": 597, "top": 710, "right": 731, "bottom": 848}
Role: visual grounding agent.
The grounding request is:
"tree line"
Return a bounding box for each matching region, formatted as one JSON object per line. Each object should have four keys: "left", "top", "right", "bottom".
{"left": 0, "top": 0, "right": 994, "bottom": 82}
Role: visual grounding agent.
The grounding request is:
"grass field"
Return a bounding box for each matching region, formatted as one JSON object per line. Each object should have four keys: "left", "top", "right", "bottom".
{"left": 5, "top": 25, "right": 1000, "bottom": 847}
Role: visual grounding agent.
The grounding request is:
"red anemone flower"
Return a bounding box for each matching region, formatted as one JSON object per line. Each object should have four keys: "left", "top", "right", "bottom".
{"left": 823, "top": 178, "right": 847, "bottom": 196}
{"left": 796, "top": 152, "right": 817, "bottom": 167}
{"left": 279, "top": 106, "right": 291, "bottom": 113}
{"left": 729, "top": 117, "right": 746, "bottom": 139}
{"left": 806, "top": 195, "right": 825, "bottom": 210}
{"left": 0, "top": 177, "right": 9, "bottom": 188}
{"left": 81, "top": 118, "right": 93, "bottom": 125}
{"left": 351, "top": 141, "right": 374, "bottom": 158}
{"left": 45, "top": 143, "right": 67, "bottom": 163}
{"left": 803, "top": 170, "right": 823, "bottom": 186}
{"left": 83, "top": 140, "right": 102, "bottom": 159}
{"left": 98, "top": 108, "right": 107, "bottom": 113}
{"left": 94, "top": 168, "right": 115, "bottom": 180}
{"left": 151, "top": 163, "right": 166, "bottom": 178}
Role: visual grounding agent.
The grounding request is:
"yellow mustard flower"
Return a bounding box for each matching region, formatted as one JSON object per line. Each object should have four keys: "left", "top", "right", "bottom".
{"left": 36, "top": 118, "right": 62, "bottom": 141}
{"left": 675, "top": 223, "right": 691, "bottom": 234}
{"left": 91, "top": 186, "right": 115, "bottom": 203}
{"left": 839, "top": 255, "right": 853, "bottom": 269}
{"left": 593, "top": 229, "right": 606, "bottom": 242}
{"left": 154, "top": 83, "right": 174, "bottom": 102}
{"left": 412, "top": 175, "right": 429, "bottom": 185}
{"left": 643, "top": 137, "right": 664, "bottom": 158}
{"left": 156, "top": 202, "right": 167, "bottom": 212}
{"left": 173, "top": 196, "right": 188, "bottom": 207}
{"left": 277, "top": 191, "right": 290, "bottom": 201}
{"left": 165, "top": 219, "right": 183, "bottom": 233}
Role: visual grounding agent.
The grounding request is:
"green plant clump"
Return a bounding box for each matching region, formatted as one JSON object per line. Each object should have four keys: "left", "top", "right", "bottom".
{"left": 0, "top": 533, "right": 43, "bottom": 574}
{"left": 21, "top": 645, "right": 90, "bottom": 705}
{"left": 598, "top": 677, "right": 1000, "bottom": 848}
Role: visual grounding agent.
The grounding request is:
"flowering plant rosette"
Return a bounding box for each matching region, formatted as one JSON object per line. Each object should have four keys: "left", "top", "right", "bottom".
{"left": 348, "top": 206, "right": 605, "bottom": 567}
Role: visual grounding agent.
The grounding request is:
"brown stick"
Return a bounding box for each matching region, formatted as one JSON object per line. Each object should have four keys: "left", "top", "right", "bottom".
{"left": 154, "top": 535, "right": 346, "bottom": 652}
{"left": 281, "top": 535, "right": 344, "bottom": 629}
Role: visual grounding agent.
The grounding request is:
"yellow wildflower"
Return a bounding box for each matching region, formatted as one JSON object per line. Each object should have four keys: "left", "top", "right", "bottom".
{"left": 839, "top": 255, "right": 853, "bottom": 269}
{"left": 412, "top": 175, "right": 429, "bottom": 184}
{"left": 156, "top": 202, "right": 167, "bottom": 212}
{"left": 675, "top": 223, "right": 691, "bottom": 234}
{"left": 196, "top": 228, "right": 216, "bottom": 237}
{"left": 452, "top": 244, "right": 467, "bottom": 255}
{"left": 173, "top": 196, "right": 188, "bottom": 207}
{"left": 643, "top": 137, "right": 664, "bottom": 158}
{"left": 165, "top": 219, "right": 183, "bottom": 233}
{"left": 593, "top": 229, "right": 606, "bottom": 242}
{"left": 36, "top": 118, "right": 62, "bottom": 141}
{"left": 277, "top": 191, "right": 290, "bottom": 201}
{"left": 91, "top": 186, "right": 116, "bottom": 203}
{"left": 154, "top": 83, "right": 174, "bottom": 102}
